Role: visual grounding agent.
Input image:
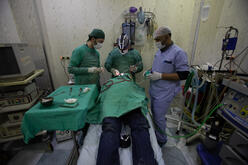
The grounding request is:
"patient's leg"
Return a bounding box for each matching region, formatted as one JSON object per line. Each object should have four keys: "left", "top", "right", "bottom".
{"left": 126, "top": 110, "right": 158, "bottom": 165}
{"left": 96, "top": 117, "right": 121, "bottom": 165}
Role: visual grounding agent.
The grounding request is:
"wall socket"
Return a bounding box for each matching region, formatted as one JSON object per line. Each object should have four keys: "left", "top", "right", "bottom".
{"left": 60, "top": 56, "right": 70, "bottom": 60}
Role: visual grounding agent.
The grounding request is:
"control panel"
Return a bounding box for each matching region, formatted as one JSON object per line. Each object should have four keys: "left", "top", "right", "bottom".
{"left": 0, "top": 83, "right": 39, "bottom": 113}
{"left": 0, "top": 96, "right": 31, "bottom": 106}
{"left": 0, "top": 122, "right": 22, "bottom": 138}
{"left": 8, "top": 111, "right": 24, "bottom": 123}
{"left": 225, "top": 89, "right": 248, "bottom": 119}
{"left": 218, "top": 79, "right": 248, "bottom": 136}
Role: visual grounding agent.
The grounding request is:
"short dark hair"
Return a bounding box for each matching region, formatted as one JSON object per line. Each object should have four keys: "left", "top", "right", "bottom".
{"left": 88, "top": 36, "right": 95, "bottom": 41}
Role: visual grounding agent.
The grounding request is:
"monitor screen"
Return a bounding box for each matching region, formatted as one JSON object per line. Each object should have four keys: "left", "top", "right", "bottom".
{"left": 0, "top": 47, "right": 21, "bottom": 76}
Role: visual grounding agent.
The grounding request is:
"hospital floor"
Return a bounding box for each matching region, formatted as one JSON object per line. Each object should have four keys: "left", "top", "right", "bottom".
{"left": 162, "top": 121, "right": 202, "bottom": 165}
{"left": 162, "top": 94, "right": 202, "bottom": 165}
{"left": 4, "top": 135, "right": 77, "bottom": 165}
{"left": 4, "top": 119, "right": 202, "bottom": 165}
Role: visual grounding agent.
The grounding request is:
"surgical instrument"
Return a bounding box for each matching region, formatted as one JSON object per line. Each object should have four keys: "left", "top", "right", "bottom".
{"left": 69, "top": 87, "right": 72, "bottom": 96}
{"left": 79, "top": 88, "right": 82, "bottom": 96}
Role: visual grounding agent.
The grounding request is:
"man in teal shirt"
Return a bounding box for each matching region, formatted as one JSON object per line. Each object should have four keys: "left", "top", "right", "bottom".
{"left": 105, "top": 33, "right": 143, "bottom": 79}
{"left": 68, "top": 29, "right": 105, "bottom": 146}
{"left": 68, "top": 29, "right": 105, "bottom": 88}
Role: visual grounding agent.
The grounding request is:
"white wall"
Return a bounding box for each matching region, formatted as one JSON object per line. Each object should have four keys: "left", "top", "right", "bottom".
{"left": 194, "top": 0, "right": 248, "bottom": 73}
{"left": 1, "top": 0, "right": 54, "bottom": 90}
{"left": 0, "top": 0, "right": 20, "bottom": 43}
{"left": 217, "top": 0, "right": 248, "bottom": 73}
{"left": 2, "top": 0, "right": 247, "bottom": 89}
{"left": 37, "top": 0, "right": 196, "bottom": 88}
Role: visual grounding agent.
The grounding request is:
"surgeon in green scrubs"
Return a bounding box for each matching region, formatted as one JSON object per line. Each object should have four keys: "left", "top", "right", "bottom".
{"left": 105, "top": 33, "right": 143, "bottom": 79}
{"left": 68, "top": 29, "right": 105, "bottom": 88}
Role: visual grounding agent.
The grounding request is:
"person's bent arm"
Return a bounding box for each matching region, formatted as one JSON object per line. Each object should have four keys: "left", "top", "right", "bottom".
{"left": 134, "top": 50, "right": 143, "bottom": 73}
{"left": 161, "top": 71, "right": 189, "bottom": 80}
{"left": 68, "top": 49, "right": 89, "bottom": 75}
{"left": 151, "top": 50, "right": 189, "bottom": 81}
{"left": 104, "top": 51, "right": 114, "bottom": 73}
{"left": 162, "top": 50, "right": 189, "bottom": 80}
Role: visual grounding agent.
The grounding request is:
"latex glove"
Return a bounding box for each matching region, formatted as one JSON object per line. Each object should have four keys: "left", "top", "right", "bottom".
{"left": 88, "top": 67, "right": 98, "bottom": 73}
{"left": 111, "top": 68, "right": 120, "bottom": 76}
{"left": 98, "top": 67, "right": 105, "bottom": 73}
{"left": 143, "top": 69, "right": 152, "bottom": 78}
{"left": 147, "top": 71, "right": 162, "bottom": 81}
{"left": 129, "top": 65, "right": 137, "bottom": 73}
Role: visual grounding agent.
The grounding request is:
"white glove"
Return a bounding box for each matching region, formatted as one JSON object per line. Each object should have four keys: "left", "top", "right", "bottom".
{"left": 99, "top": 67, "right": 105, "bottom": 73}
{"left": 129, "top": 65, "right": 137, "bottom": 73}
{"left": 88, "top": 67, "right": 98, "bottom": 73}
{"left": 111, "top": 68, "right": 120, "bottom": 76}
{"left": 147, "top": 71, "right": 162, "bottom": 81}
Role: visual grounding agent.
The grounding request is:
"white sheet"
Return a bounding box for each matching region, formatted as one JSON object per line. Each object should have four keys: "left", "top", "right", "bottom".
{"left": 77, "top": 115, "right": 165, "bottom": 165}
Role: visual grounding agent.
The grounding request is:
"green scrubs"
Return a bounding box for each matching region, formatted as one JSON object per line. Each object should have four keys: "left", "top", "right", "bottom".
{"left": 68, "top": 44, "right": 100, "bottom": 86}
{"left": 104, "top": 48, "right": 143, "bottom": 74}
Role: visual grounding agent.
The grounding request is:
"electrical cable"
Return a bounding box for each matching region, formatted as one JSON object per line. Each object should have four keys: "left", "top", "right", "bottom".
{"left": 149, "top": 103, "right": 224, "bottom": 139}
{"left": 202, "top": 80, "right": 220, "bottom": 120}
{"left": 235, "top": 51, "right": 248, "bottom": 74}
{"left": 60, "top": 60, "right": 69, "bottom": 80}
{"left": 213, "top": 59, "right": 222, "bottom": 70}
{"left": 233, "top": 61, "right": 248, "bottom": 74}
{"left": 234, "top": 46, "right": 248, "bottom": 59}
{"left": 222, "top": 46, "right": 248, "bottom": 73}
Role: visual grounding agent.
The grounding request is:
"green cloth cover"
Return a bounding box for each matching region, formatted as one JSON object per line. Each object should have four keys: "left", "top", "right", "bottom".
{"left": 86, "top": 74, "right": 148, "bottom": 124}
{"left": 21, "top": 85, "right": 98, "bottom": 143}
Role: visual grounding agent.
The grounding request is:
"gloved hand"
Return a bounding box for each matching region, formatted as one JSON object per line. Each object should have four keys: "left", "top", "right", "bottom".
{"left": 147, "top": 71, "right": 162, "bottom": 81}
{"left": 88, "top": 67, "right": 99, "bottom": 73}
{"left": 143, "top": 69, "right": 152, "bottom": 78}
{"left": 88, "top": 67, "right": 104, "bottom": 73}
{"left": 99, "top": 67, "right": 105, "bottom": 73}
{"left": 111, "top": 68, "right": 120, "bottom": 76}
{"left": 129, "top": 65, "right": 137, "bottom": 73}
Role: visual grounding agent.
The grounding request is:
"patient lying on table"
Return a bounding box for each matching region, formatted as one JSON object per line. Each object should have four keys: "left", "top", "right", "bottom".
{"left": 85, "top": 74, "right": 158, "bottom": 165}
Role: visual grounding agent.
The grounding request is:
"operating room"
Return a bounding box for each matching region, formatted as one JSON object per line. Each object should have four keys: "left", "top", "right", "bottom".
{"left": 1, "top": 0, "right": 248, "bottom": 165}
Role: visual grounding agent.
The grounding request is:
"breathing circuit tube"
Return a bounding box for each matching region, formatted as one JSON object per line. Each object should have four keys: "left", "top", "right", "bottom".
{"left": 149, "top": 103, "right": 224, "bottom": 139}
{"left": 190, "top": 68, "right": 201, "bottom": 126}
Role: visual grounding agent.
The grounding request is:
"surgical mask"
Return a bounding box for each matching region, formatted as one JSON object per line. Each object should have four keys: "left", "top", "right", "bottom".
{"left": 155, "top": 41, "right": 166, "bottom": 49}
{"left": 94, "top": 42, "right": 103, "bottom": 49}
{"left": 120, "top": 49, "right": 128, "bottom": 55}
